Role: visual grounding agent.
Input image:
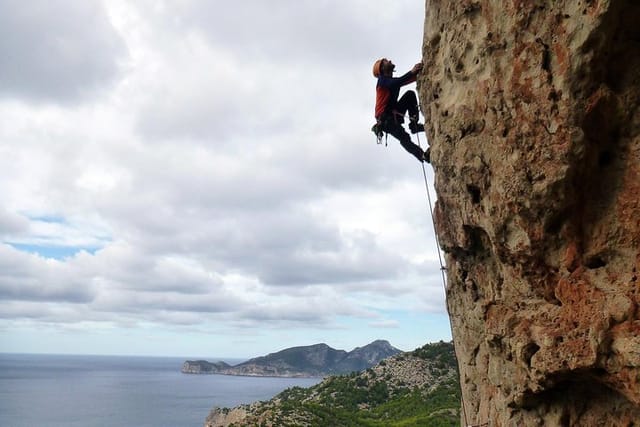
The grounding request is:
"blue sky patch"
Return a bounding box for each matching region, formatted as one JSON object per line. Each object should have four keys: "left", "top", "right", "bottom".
{"left": 28, "top": 215, "right": 68, "bottom": 224}
{"left": 9, "top": 243, "right": 98, "bottom": 259}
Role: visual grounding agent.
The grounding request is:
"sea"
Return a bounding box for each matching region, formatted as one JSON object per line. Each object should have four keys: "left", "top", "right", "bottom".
{"left": 0, "top": 353, "right": 322, "bottom": 427}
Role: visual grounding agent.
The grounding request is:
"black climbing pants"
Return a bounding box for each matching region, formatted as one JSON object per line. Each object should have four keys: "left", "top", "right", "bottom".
{"left": 395, "top": 90, "right": 420, "bottom": 123}
{"left": 378, "top": 90, "right": 423, "bottom": 161}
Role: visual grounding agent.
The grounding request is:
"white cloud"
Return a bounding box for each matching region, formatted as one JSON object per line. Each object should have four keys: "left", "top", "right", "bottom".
{"left": 0, "top": 0, "right": 127, "bottom": 103}
{"left": 0, "top": 0, "right": 449, "bottom": 356}
{"left": 0, "top": 245, "right": 96, "bottom": 303}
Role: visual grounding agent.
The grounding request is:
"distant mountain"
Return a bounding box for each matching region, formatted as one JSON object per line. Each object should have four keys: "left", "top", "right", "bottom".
{"left": 334, "top": 340, "right": 400, "bottom": 373}
{"left": 182, "top": 340, "right": 401, "bottom": 377}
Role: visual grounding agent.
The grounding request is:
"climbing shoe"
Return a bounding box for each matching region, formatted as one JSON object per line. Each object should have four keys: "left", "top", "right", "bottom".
{"left": 409, "top": 121, "right": 424, "bottom": 134}
{"left": 422, "top": 147, "right": 431, "bottom": 163}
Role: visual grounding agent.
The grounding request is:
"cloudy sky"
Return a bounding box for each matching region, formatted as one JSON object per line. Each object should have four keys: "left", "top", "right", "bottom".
{"left": 0, "top": 0, "right": 450, "bottom": 358}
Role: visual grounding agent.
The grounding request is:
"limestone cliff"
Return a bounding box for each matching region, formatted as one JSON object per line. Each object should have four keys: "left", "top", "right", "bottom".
{"left": 419, "top": 0, "right": 640, "bottom": 425}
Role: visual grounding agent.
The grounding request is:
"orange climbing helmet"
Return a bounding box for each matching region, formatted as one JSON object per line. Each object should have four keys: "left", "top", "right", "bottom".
{"left": 372, "top": 58, "right": 385, "bottom": 77}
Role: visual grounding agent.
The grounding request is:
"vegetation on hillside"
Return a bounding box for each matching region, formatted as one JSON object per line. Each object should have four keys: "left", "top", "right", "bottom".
{"left": 207, "top": 341, "right": 461, "bottom": 427}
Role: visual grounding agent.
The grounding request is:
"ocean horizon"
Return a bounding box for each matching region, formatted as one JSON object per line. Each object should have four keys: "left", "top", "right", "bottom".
{"left": 0, "top": 352, "right": 322, "bottom": 427}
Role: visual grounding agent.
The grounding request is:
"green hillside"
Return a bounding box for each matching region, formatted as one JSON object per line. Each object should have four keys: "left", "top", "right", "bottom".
{"left": 206, "top": 341, "right": 461, "bottom": 427}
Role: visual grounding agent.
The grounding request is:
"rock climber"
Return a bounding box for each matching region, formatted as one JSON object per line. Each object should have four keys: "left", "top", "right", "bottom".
{"left": 372, "top": 58, "right": 429, "bottom": 163}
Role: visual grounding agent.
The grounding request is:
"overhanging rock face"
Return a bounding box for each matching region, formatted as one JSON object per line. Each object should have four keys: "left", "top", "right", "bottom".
{"left": 418, "top": 0, "right": 640, "bottom": 425}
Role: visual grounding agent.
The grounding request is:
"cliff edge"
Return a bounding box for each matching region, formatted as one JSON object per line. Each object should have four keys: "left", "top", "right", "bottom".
{"left": 419, "top": 0, "right": 640, "bottom": 425}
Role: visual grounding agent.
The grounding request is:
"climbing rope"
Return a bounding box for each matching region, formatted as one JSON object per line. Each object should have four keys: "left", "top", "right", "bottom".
{"left": 416, "top": 132, "right": 447, "bottom": 287}
{"left": 373, "top": 112, "right": 488, "bottom": 425}
{"left": 414, "top": 131, "right": 486, "bottom": 427}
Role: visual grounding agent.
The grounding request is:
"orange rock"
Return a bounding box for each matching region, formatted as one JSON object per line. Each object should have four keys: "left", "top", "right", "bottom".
{"left": 421, "top": 0, "right": 640, "bottom": 423}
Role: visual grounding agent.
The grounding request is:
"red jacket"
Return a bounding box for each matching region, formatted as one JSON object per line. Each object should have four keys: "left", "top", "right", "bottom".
{"left": 374, "top": 71, "right": 417, "bottom": 118}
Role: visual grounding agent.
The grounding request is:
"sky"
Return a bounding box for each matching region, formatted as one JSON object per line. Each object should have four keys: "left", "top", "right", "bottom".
{"left": 0, "top": 0, "right": 450, "bottom": 359}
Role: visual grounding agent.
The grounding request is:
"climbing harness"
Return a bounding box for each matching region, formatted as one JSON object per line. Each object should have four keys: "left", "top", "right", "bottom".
{"left": 415, "top": 130, "right": 489, "bottom": 427}
{"left": 372, "top": 111, "right": 413, "bottom": 147}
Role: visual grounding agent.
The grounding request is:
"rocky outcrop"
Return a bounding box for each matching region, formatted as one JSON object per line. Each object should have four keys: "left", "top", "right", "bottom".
{"left": 183, "top": 340, "right": 401, "bottom": 377}
{"left": 419, "top": 0, "right": 640, "bottom": 425}
{"left": 182, "top": 360, "right": 231, "bottom": 374}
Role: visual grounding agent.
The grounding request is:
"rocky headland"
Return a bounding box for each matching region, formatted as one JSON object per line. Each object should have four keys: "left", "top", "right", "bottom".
{"left": 183, "top": 340, "right": 401, "bottom": 378}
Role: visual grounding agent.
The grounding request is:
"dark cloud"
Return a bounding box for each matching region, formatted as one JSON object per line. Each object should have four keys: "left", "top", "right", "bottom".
{"left": 0, "top": 0, "right": 126, "bottom": 103}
